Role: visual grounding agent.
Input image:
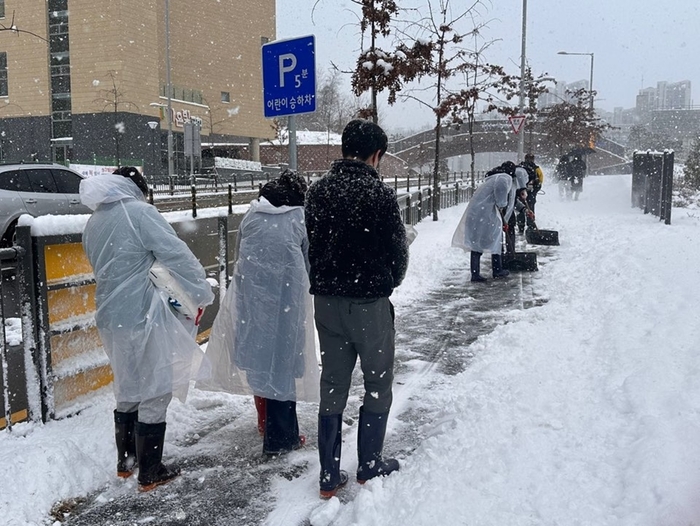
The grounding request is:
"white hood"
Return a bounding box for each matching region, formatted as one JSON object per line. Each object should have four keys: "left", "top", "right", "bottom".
{"left": 79, "top": 173, "right": 146, "bottom": 211}
{"left": 249, "top": 196, "right": 304, "bottom": 215}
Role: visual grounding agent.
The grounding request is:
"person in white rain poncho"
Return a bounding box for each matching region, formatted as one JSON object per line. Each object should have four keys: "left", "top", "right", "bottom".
{"left": 452, "top": 162, "right": 530, "bottom": 282}
{"left": 81, "top": 167, "right": 214, "bottom": 492}
{"left": 197, "top": 171, "right": 319, "bottom": 457}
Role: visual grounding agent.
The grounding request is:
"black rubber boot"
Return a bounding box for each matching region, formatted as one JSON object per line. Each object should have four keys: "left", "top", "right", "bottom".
{"left": 114, "top": 410, "right": 138, "bottom": 478}
{"left": 263, "top": 399, "right": 304, "bottom": 457}
{"left": 318, "top": 414, "right": 348, "bottom": 499}
{"left": 470, "top": 251, "right": 487, "bottom": 282}
{"left": 135, "top": 421, "right": 180, "bottom": 492}
{"left": 356, "top": 407, "right": 400, "bottom": 484}
{"left": 491, "top": 254, "right": 510, "bottom": 279}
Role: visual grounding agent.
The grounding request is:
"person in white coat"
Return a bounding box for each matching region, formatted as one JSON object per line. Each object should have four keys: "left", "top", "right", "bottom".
{"left": 452, "top": 162, "right": 529, "bottom": 281}
{"left": 197, "top": 171, "right": 319, "bottom": 457}
{"left": 81, "top": 167, "right": 214, "bottom": 492}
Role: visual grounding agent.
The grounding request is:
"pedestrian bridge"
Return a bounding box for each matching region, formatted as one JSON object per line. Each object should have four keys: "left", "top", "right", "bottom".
{"left": 389, "top": 119, "right": 628, "bottom": 174}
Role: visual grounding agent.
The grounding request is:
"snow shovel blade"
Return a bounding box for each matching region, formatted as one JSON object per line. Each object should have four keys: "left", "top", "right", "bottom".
{"left": 503, "top": 252, "right": 538, "bottom": 272}
{"left": 526, "top": 228, "right": 559, "bottom": 246}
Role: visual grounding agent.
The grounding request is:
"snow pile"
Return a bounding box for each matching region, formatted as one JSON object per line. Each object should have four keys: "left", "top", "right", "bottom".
{"left": 319, "top": 175, "right": 700, "bottom": 525}
{"left": 214, "top": 157, "right": 262, "bottom": 171}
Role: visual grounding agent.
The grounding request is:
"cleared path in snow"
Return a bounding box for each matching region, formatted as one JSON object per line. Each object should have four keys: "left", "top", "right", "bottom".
{"left": 58, "top": 230, "right": 555, "bottom": 526}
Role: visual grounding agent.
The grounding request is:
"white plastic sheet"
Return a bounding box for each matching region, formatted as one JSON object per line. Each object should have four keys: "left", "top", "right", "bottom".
{"left": 81, "top": 174, "right": 214, "bottom": 402}
{"left": 197, "top": 198, "right": 319, "bottom": 403}
{"left": 451, "top": 172, "right": 513, "bottom": 254}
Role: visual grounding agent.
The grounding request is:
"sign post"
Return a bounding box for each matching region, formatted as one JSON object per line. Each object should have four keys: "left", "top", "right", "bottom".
{"left": 508, "top": 115, "right": 527, "bottom": 135}
{"left": 184, "top": 121, "right": 201, "bottom": 184}
{"left": 262, "top": 35, "right": 316, "bottom": 171}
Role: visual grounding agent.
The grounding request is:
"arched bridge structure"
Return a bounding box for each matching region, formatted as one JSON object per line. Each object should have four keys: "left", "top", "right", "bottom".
{"left": 389, "top": 120, "right": 628, "bottom": 174}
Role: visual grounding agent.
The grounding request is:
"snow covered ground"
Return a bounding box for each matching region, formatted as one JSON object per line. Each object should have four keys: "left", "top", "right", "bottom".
{"left": 2, "top": 173, "right": 700, "bottom": 525}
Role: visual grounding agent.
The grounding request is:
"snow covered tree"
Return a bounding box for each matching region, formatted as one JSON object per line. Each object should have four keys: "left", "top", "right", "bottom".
{"left": 439, "top": 57, "right": 511, "bottom": 190}
{"left": 349, "top": 0, "right": 432, "bottom": 123}
{"left": 400, "top": 0, "right": 489, "bottom": 220}
{"left": 538, "top": 88, "right": 612, "bottom": 155}
{"left": 488, "top": 66, "right": 553, "bottom": 152}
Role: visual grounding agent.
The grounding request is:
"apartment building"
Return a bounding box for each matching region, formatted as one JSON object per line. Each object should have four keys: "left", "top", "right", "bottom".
{"left": 0, "top": 0, "right": 275, "bottom": 175}
{"left": 636, "top": 80, "right": 692, "bottom": 113}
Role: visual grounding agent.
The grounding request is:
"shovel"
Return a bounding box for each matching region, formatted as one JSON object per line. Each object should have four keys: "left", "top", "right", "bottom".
{"left": 521, "top": 199, "right": 560, "bottom": 246}
{"left": 502, "top": 225, "right": 538, "bottom": 272}
{"left": 525, "top": 220, "right": 560, "bottom": 246}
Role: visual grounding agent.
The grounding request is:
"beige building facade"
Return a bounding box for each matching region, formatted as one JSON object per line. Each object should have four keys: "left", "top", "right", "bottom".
{"left": 0, "top": 0, "right": 275, "bottom": 175}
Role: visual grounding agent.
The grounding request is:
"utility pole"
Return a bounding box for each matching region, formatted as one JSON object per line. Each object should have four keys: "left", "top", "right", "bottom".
{"left": 517, "top": 0, "right": 527, "bottom": 162}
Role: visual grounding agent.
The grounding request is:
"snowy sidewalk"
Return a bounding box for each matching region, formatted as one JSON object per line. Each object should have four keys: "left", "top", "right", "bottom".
{"left": 3, "top": 174, "right": 700, "bottom": 526}
{"left": 44, "top": 207, "right": 551, "bottom": 526}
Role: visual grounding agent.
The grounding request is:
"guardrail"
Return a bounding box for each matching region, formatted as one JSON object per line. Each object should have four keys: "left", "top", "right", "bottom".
{"left": 147, "top": 171, "right": 484, "bottom": 207}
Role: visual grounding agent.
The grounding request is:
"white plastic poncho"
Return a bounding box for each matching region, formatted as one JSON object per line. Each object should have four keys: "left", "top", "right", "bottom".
{"left": 451, "top": 172, "right": 513, "bottom": 254}
{"left": 81, "top": 174, "right": 215, "bottom": 403}
{"left": 197, "top": 198, "right": 319, "bottom": 403}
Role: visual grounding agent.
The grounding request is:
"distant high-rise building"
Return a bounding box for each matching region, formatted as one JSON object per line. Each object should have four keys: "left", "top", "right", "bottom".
{"left": 636, "top": 80, "right": 692, "bottom": 112}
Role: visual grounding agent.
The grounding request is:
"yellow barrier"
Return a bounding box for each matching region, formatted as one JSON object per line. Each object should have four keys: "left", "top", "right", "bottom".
{"left": 43, "top": 241, "right": 109, "bottom": 414}
{"left": 0, "top": 409, "right": 28, "bottom": 429}
{"left": 44, "top": 243, "right": 93, "bottom": 283}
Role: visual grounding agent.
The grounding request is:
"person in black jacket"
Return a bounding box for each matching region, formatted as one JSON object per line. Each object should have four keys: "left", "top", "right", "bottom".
{"left": 568, "top": 154, "right": 587, "bottom": 200}
{"left": 305, "top": 119, "right": 408, "bottom": 499}
{"left": 517, "top": 153, "right": 543, "bottom": 233}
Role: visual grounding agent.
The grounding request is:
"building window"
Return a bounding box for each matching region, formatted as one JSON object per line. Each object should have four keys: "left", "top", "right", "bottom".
{"left": 48, "top": 0, "right": 72, "bottom": 139}
{"left": 221, "top": 91, "right": 230, "bottom": 103}
{"left": 160, "top": 84, "right": 203, "bottom": 104}
{"left": 0, "top": 52, "right": 7, "bottom": 97}
{"left": 0, "top": 1, "right": 5, "bottom": 19}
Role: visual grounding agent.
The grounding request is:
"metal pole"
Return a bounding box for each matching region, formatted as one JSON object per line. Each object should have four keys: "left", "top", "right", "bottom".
{"left": 165, "top": 0, "right": 174, "bottom": 180}
{"left": 517, "top": 0, "right": 527, "bottom": 163}
{"left": 288, "top": 115, "right": 297, "bottom": 171}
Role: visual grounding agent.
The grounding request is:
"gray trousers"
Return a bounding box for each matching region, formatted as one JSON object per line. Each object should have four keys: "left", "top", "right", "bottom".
{"left": 116, "top": 393, "right": 172, "bottom": 424}
{"left": 314, "top": 296, "right": 395, "bottom": 416}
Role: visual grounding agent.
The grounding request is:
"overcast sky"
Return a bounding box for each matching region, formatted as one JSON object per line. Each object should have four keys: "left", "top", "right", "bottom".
{"left": 276, "top": 0, "right": 700, "bottom": 133}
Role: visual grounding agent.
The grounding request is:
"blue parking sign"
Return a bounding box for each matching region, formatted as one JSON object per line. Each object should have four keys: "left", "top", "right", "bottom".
{"left": 262, "top": 35, "right": 316, "bottom": 118}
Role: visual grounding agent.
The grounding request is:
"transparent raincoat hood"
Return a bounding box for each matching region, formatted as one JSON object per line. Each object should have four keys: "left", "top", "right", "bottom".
{"left": 451, "top": 172, "right": 514, "bottom": 254}
{"left": 80, "top": 174, "right": 215, "bottom": 402}
{"left": 197, "top": 198, "right": 319, "bottom": 403}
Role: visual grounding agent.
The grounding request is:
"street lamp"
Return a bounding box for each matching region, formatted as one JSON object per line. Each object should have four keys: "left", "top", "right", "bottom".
{"left": 557, "top": 51, "right": 595, "bottom": 110}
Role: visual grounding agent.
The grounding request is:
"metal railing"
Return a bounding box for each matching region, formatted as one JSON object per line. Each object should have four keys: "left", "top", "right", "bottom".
{"left": 0, "top": 245, "right": 27, "bottom": 430}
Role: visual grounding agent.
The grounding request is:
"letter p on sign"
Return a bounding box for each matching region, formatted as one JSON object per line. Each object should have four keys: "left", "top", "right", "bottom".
{"left": 279, "top": 53, "right": 297, "bottom": 87}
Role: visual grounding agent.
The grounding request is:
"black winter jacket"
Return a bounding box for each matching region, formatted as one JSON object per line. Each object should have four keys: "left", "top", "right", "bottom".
{"left": 305, "top": 159, "right": 408, "bottom": 298}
